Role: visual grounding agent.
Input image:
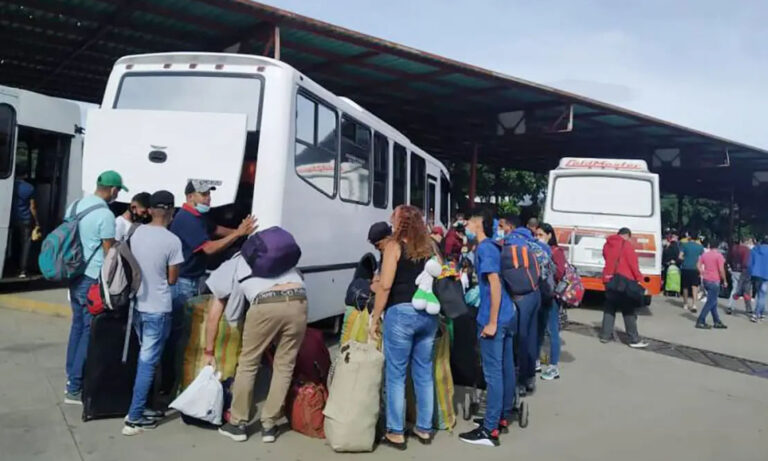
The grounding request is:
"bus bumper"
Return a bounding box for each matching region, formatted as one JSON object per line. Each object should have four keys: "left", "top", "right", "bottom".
{"left": 582, "top": 275, "right": 662, "bottom": 296}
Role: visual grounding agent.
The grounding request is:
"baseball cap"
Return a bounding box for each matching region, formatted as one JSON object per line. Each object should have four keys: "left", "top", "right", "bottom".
{"left": 150, "top": 190, "right": 175, "bottom": 209}
{"left": 185, "top": 179, "right": 220, "bottom": 195}
{"left": 431, "top": 226, "right": 445, "bottom": 237}
{"left": 97, "top": 170, "right": 128, "bottom": 191}
{"left": 367, "top": 222, "right": 391, "bottom": 244}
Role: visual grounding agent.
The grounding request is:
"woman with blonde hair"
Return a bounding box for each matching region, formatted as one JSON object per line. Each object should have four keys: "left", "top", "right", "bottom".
{"left": 370, "top": 205, "right": 438, "bottom": 449}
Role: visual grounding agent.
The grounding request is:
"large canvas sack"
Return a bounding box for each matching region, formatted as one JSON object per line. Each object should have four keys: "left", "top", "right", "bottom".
{"left": 241, "top": 226, "right": 302, "bottom": 278}
{"left": 179, "top": 295, "right": 243, "bottom": 391}
{"left": 38, "top": 200, "right": 107, "bottom": 281}
{"left": 81, "top": 312, "right": 142, "bottom": 421}
{"left": 324, "top": 341, "right": 384, "bottom": 452}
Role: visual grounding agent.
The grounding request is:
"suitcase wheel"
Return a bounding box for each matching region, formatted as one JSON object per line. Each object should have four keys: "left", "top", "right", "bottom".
{"left": 518, "top": 400, "right": 529, "bottom": 428}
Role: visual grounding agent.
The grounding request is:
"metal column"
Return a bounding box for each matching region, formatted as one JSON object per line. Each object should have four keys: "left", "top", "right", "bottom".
{"left": 468, "top": 144, "right": 478, "bottom": 210}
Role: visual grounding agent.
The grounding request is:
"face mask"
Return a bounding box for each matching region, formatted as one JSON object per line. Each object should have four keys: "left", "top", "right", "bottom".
{"left": 496, "top": 229, "right": 506, "bottom": 239}
{"left": 465, "top": 230, "right": 477, "bottom": 241}
{"left": 538, "top": 236, "right": 548, "bottom": 245}
{"left": 195, "top": 203, "right": 210, "bottom": 214}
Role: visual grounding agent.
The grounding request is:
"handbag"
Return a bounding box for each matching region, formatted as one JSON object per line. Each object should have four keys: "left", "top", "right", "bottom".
{"left": 604, "top": 241, "right": 645, "bottom": 306}
{"left": 434, "top": 277, "right": 469, "bottom": 319}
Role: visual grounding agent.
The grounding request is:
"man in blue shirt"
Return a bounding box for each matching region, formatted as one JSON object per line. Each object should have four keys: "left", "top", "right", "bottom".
{"left": 503, "top": 215, "right": 543, "bottom": 394}
{"left": 64, "top": 170, "right": 125, "bottom": 405}
{"left": 459, "top": 210, "right": 516, "bottom": 448}
{"left": 163, "top": 179, "right": 255, "bottom": 395}
{"left": 10, "top": 172, "right": 38, "bottom": 278}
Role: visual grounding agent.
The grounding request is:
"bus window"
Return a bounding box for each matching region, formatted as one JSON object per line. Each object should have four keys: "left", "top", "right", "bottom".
{"left": 410, "top": 153, "right": 426, "bottom": 212}
{"left": 373, "top": 132, "right": 388, "bottom": 209}
{"left": 393, "top": 143, "right": 407, "bottom": 207}
{"left": 440, "top": 172, "right": 450, "bottom": 226}
{"left": 0, "top": 104, "right": 14, "bottom": 179}
{"left": 340, "top": 115, "right": 371, "bottom": 204}
{"left": 295, "top": 92, "right": 338, "bottom": 198}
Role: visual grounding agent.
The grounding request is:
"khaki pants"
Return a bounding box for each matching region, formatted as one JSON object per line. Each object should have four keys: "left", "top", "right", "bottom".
{"left": 229, "top": 297, "right": 308, "bottom": 428}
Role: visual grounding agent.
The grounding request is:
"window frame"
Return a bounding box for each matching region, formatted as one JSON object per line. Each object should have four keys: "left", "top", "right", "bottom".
{"left": 0, "top": 103, "right": 16, "bottom": 180}
{"left": 392, "top": 143, "right": 408, "bottom": 208}
{"left": 338, "top": 113, "right": 373, "bottom": 206}
{"left": 409, "top": 151, "right": 427, "bottom": 212}
{"left": 294, "top": 88, "right": 340, "bottom": 199}
{"left": 439, "top": 171, "right": 451, "bottom": 226}
{"left": 372, "top": 131, "right": 389, "bottom": 209}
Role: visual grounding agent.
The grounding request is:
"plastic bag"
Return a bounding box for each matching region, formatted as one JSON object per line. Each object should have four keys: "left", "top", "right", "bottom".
{"left": 170, "top": 365, "right": 224, "bottom": 425}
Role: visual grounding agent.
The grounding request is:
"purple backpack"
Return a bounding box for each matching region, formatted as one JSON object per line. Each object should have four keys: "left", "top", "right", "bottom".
{"left": 241, "top": 227, "right": 302, "bottom": 278}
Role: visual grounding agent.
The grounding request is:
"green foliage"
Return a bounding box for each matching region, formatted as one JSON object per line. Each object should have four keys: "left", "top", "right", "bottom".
{"left": 449, "top": 161, "right": 547, "bottom": 213}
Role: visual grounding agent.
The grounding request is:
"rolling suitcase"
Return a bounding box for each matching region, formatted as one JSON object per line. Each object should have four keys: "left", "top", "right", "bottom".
{"left": 81, "top": 312, "right": 142, "bottom": 421}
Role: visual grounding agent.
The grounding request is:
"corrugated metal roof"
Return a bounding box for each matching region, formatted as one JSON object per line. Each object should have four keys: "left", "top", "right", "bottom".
{"left": 0, "top": 0, "right": 766, "bottom": 205}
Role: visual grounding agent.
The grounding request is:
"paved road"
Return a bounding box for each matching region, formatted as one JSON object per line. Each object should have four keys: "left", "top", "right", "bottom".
{"left": 1, "top": 294, "right": 766, "bottom": 461}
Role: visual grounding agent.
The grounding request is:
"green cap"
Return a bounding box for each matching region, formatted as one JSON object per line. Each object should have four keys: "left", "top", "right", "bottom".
{"left": 97, "top": 170, "right": 128, "bottom": 192}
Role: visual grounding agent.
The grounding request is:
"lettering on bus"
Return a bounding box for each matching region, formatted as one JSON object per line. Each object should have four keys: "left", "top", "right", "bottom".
{"left": 559, "top": 158, "right": 647, "bottom": 171}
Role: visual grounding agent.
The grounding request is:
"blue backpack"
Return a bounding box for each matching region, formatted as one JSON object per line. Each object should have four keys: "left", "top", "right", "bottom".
{"left": 501, "top": 239, "right": 540, "bottom": 295}
{"left": 38, "top": 200, "right": 108, "bottom": 281}
{"left": 526, "top": 240, "right": 555, "bottom": 300}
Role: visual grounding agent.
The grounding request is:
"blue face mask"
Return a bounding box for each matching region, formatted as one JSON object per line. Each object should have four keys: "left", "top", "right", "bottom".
{"left": 465, "top": 230, "right": 477, "bottom": 241}
{"left": 195, "top": 203, "right": 210, "bottom": 214}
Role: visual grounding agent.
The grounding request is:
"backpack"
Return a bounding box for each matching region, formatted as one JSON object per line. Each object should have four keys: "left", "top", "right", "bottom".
{"left": 241, "top": 226, "right": 302, "bottom": 278}
{"left": 527, "top": 240, "right": 555, "bottom": 300}
{"left": 287, "top": 382, "right": 328, "bottom": 439}
{"left": 501, "top": 241, "right": 540, "bottom": 295}
{"left": 38, "top": 199, "right": 108, "bottom": 281}
{"left": 99, "top": 224, "right": 142, "bottom": 317}
{"left": 555, "top": 262, "right": 585, "bottom": 307}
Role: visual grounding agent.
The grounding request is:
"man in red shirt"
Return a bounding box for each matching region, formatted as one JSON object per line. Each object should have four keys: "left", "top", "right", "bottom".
{"left": 696, "top": 241, "right": 728, "bottom": 329}
{"left": 726, "top": 238, "right": 752, "bottom": 315}
{"left": 599, "top": 228, "right": 648, "bottom": 348}
{"left": 443, "top": 223, "right": 466, "bottom": 262}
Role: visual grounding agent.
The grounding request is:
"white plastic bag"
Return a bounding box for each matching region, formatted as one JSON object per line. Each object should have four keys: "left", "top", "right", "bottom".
{"left": 169, "top": 365, "right": 224, "bottom": 425}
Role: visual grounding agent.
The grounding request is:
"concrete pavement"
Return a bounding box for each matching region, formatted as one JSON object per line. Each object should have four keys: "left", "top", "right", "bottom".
{"left": 0, "top": 292, "right": 766, "bottom": 461}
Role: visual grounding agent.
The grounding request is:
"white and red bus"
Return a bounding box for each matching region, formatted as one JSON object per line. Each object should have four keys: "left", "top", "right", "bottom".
{"left": 543, "top": 157, "right": 662, "bottom": 298}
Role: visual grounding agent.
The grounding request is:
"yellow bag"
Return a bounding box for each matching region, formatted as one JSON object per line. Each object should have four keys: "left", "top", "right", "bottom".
{"left": 341, "top": 306, "right": 371, "bottom": 344}
{"left": 180, "top": 295, "right": 243, "bottom": 391}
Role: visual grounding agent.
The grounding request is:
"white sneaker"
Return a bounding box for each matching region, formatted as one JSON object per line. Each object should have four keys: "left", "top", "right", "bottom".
{"left": 629, "top": 340, "right": 649, "bottom": 349}
{"left": 535, "top": 360, "right": 542, "bottom": 373}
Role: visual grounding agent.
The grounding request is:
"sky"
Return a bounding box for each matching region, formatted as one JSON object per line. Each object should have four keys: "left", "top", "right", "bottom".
{"left": 263, "top": 0, "right": 768, "bottom": 149}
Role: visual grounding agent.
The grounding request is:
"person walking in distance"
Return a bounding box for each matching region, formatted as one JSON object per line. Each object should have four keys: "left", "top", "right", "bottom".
{"left": 726, "top": 237, "right": 752, "bottom": 315}
{"left": 64, "top": 170, "right": 126, "bottom": 404}
{"left": 748, "top": 236, "right": 768, "bottom": 323}
{"left": 369, "top": 205, "right": 438, "bottom": 449}
{"left": 459, "top": 210, "right": 516, "bottom": 447}
{"left": 680, "top": 231, "right": 705, "bottom": 313}
{"left": 599, "top": 228, "right": 648, "bottom": 348}
{"left": 695, "top": 240, "right": 727, "bottom": 330}
{"left": 122, "top": 191, "right": 184, "bottom": 435}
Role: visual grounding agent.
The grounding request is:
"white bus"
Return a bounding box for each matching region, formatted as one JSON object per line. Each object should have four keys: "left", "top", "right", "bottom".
{"left": 543, "top": 157, "right": 662, "bottom": 298}
{"left": 0, "top": 86, "right": 83, "bottom": 281}
{"left": 82, "top": 52, "right": 452, "bottom": 321}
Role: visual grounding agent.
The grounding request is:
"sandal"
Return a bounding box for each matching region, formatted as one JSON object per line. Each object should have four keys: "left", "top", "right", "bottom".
{"left": 380, "top": 435, "right": 407, "bottom": 451}
{"left": 411, "top": 430, "right": 433, "bottom": 445}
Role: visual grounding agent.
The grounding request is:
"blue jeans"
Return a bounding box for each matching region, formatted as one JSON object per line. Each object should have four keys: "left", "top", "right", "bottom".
{"left": 128, "top": 310, "right": 171, "bottom": 421}
{"left": 383, "top": 303, "right": 439, "bottom": 435}
{"left": 697, "top": 280, "right": 722, "bottom": 325}
{"left": 478, "top": 320, "right": 516, "bottom": 431}
{"left": 515, "top": 290, "right": 541, "bottom": 384}
{"left": 66, "top": 275, "right": 96, "bottom": 393}
{"left": 756, "top": 279, "right": 768, "bottom": 317}
{"left": 162, "top": 276, "right": 201, "bottom": 394}
{"left": 537, "top": 298, "right": 561, "bottom": 366}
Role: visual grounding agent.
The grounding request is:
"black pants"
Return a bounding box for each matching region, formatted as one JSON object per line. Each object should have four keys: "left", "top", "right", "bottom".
{"left": 11, "top": 221, "right": 33, "bottom": 273}
{"left": 600, "top": 290, "right": 640, "bottom": 343}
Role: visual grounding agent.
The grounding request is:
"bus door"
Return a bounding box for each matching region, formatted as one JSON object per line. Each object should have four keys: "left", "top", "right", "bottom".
{"left": 0, "top": 94, "right": 18, "bottom": 278}
{"left": 427, "top": 174, "right": 437, "bottom": 226}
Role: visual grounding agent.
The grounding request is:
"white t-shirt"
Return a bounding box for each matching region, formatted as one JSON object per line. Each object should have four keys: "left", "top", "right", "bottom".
{"left": 130, "top": 225, "right": 184, "bottom": 313}
{"left": 115, "top": 215, "right": 132, "bottom": 242}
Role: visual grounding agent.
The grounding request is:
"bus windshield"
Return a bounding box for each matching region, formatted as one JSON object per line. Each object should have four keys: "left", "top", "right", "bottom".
{"left": 552, "top": 175, "right": 653, "bottom": 217}
{"left": 115, "top": 73, "right": 263, "bottom": 131}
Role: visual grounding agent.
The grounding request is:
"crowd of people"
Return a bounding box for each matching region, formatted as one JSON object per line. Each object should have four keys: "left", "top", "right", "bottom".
{"left": 662, "top": 230, "right": 768, "bottom": 325}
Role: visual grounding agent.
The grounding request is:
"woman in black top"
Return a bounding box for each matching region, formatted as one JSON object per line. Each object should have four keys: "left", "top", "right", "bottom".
{"left": 370, "top": 205, "right": 438, "bottom": 449}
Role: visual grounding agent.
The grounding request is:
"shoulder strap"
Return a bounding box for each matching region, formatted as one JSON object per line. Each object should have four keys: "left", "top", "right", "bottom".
{"left": 74, "top": 202, "right": 108, "bottom": 221}
{"left": 125, "top": 223, "right": 140, "bottom": 249}
{"left": 68, "top": 199, "right": 81, "bottom": 220}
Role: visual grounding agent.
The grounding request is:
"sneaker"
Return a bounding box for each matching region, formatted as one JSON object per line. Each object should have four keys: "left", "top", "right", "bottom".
{"left": 599, "top": 337, "right": 610, "bottom": 344}
{"left": 713, "top": 322, "right": 728, "bottom": 329}
{"left": 122, "top": 417, "right": 158, "bottom": 436}
{"left": 690, "top": 306, "right": 698, "bottom": 313}
{"left": 726, "top": 308, "right": 733, "bottom": 315}
{"left": 472, "top": 418, "right": 509, "bottom": 434}
{"left": 535, "top": 360, "right": 542, "bottom": 373}
{"left": 628, "top": 340, "right": 649, "bottom": 348}
{"left": 459, "top": 426, "right": 500, "bottom": 447}
{"left": 695, "top": 322, "right": 712, "bottom": 330}
{"left": 142, "top": 409, "right": 166, "bottom": 420}
{"left": 541, "top": 365, "right": 560, "bottom": 380}
{"left": 18, "top": 272, "right": 27, "bottom": 279}
{"left": 262, "top": 426, "right": 278, "bottom": 443}
{"left": 218, "top": 422, "right": 248, "bottom": 442}
{"left": 525, "top": 379, "right": 536, "bottom": 394}
{"left": 64, "top": 392, "right": 82, "bottom": 405}
{"left": 750, "top": 315, "right": 758, "bottom": 323}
